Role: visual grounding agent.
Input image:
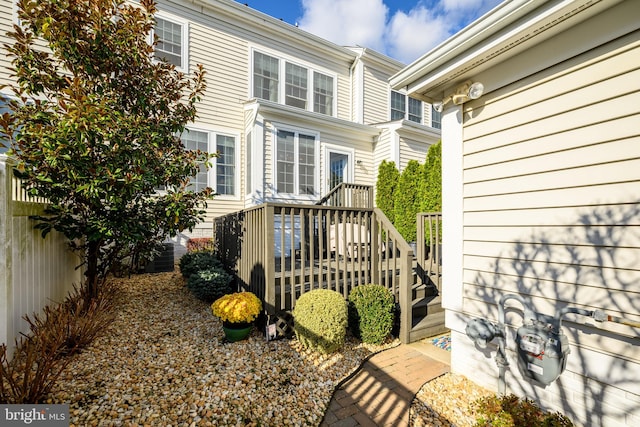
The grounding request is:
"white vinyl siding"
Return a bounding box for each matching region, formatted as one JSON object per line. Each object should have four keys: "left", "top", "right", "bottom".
{"left": 454, "top": 24, "right": 640, "bottom": 427}
{"left": 363, "top": 66, "right": 392, "bottom": 124}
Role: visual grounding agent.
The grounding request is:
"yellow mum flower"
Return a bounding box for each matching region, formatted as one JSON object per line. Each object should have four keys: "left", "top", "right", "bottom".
{"left": 211, "top": 292, "right": 262, "bottom": 323}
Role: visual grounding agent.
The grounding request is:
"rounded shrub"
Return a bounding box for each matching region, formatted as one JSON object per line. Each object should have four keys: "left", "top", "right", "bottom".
{"left": 186, "top": 267, "right": 233, "bottom": 302}
{"left": 348, "top": 284, "right": 395, "bottom": 344}
{"left": 292, "top": 289, "right": 348, "bottom": 354}
{"left": 179, "top": 251, "right": 223, "bottom": 279}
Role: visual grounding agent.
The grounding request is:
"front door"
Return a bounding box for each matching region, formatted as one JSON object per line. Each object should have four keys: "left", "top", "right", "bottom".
{"left": 327, "top": 150, "right": 352, "bottom": 192}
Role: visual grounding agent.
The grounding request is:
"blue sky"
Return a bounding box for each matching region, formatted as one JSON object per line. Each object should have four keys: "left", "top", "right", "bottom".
{"left": 239, "top": 0, "right": 503, "bottom": 63}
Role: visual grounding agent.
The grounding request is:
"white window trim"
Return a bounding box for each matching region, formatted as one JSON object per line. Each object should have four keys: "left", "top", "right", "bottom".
{"left": 151, "top": 11, "right": 189, "bottom": 73}
{"left": 184, "top": 126, "right": 240, "bottom": 200}
{"left": 271, "top": 123, "right": 320, "bottom": 200}
{"left": 250, "top": 47, "right": 338, "bottom": 117}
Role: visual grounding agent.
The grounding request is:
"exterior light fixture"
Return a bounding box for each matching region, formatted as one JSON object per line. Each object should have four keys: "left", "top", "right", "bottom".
{"left": 432, "top": 81, "right": 484, "bottom": 112}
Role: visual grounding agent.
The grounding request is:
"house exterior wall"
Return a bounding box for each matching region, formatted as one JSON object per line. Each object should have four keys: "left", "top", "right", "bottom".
{"left": 362, "top": 65, "right": 391, "bottom": 124}
{"left": 443, "top": 3, "right": 640, "bottom": 426}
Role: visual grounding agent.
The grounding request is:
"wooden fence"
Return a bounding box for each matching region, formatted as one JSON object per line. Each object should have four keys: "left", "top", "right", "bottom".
{"left": 0, "top": 156, "right": 81, "bottom": 357}
{"left": 213, "top": 202, "right": 418, "bottom": 343}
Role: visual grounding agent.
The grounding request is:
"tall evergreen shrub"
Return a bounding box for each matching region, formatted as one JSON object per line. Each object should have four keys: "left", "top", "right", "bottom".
{"left": 375, "top": 160, "right": 400, "bottom": 223}
{"left": 393, "top": 160, "right": 422, "bottom": 242}
{"left": 420, "top": 141, "right": 442, "bottom": 213}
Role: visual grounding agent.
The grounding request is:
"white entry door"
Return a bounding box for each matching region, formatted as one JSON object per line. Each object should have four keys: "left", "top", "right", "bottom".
{"left": 326, "top": 149, "right": 352, "bottom": 192}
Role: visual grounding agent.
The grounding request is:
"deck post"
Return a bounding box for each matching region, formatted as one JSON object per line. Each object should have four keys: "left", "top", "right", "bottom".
{"left": 399, "top": 246, "right": 413, "bottom": 344}
{"left": 264, "top": 205, "right": 276, "bottom": 314}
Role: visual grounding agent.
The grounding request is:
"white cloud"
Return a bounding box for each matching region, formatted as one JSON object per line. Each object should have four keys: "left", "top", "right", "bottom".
{"left": 442, "top": 0, "right": 484, "bottom": 12}
{"left": 299, "top": 0, "right": 389, "bottom": 52}
{"left": 298, "top": 0, "right": 502, "bottom": 63}
{"left": 387, "top": 6, "right": 450, "bottom": 64}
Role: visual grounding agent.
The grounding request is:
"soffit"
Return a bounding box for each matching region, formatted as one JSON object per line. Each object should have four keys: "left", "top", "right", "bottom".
{"left": 390, "top": 0, "right": 618, "bottom": 102}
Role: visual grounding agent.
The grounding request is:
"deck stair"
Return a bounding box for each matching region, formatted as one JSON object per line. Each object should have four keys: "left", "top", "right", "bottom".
{"left": 213, "top": 183, "right": 445, "bottom": 343}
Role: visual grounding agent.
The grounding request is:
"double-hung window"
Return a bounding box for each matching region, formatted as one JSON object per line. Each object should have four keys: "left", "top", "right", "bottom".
{"left": 285, "top": 63, "right": 308, "bottom": 109}
{"left": 181, "top": 129, "right": 237, "bottom": 196}
{"left": 254, "top": 52, "right": 279, "bottom": 102}
{"left": 431, "top": 106, "right": 442, "bottom": 130}
{"left": 313, "top": 72, "right": 334, "bottom": 116}
{"left": 390, "top": 90, "right": 423, "bottom": 124}
{"left": 252, "top": 50, "right": 335, "bottom": 116}
{"left": 275, "top": 128, "right": 317, "bottom": 196}
{"left": 154, "top": 15, "right": 188, "bottom": 71}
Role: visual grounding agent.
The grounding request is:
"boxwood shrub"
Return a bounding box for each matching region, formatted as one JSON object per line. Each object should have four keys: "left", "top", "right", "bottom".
{"left": 186, "top": 267, "right": 233, "bottom": 302}
{"left": 348, "top": 284, "right": 395, "bottom": 344}
{"left": 293, "top": 289, "right": 347, "bottom": 354}
{"left": 179, "top": 251, "right": 223, "bottom": 279}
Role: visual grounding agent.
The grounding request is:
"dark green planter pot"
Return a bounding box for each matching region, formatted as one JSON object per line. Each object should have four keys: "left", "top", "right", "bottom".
{"left": 222, "top": 321, "right": 252, "bottom": 342}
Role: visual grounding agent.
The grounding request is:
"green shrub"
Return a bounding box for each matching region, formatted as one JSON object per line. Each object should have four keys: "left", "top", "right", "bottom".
{"left": 473, "top": 394, "right": 574, "bottom": 427}
{"left": 179, "top": 251, "right": 223, "bottom": 279}
{"left": 348, "top": 284, "right": 395, "bottom": 344}
{"left": 393, "top": 160, "right": 422, "bottom": 242}
{"left": 293, "top": 289, "right": 348, "bottom": 354}
{"left": 376, "top": 160, "right": 400, "bottom": 224}
{"left": 187, "top": 267, "right": 233, "bottom": 302}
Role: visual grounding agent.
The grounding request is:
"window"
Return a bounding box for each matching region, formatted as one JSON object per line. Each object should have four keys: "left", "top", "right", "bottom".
{"left": 313, "top": 72, "right": 334, "bottom": 116}
{"left": 154, "top": 16, "right": 188, "bottom": 70}
{"left": 408, "top": 98, "right": 422, "bottom": 123}
{"left": 181, "top": 129, "right": 208, "bottom": 192}
{"left": 390, "top": 91, "right": 423, "bottom": 124}
{"left": 215, "top": 135, "right": 235, "bottom": 196}
{"left": 285, "top": 63, "right": 308, "bottom": 109}
{"left": 181, "top": 129, "right": 237, "bottom": 196}
{"left": 254, "top": 52, "right": 279, "bottom": 102}
{"left": 431, "top": 105, "right": 442, "bottom": 130}
{"left": 390, "top": 91, "right": 405, "bottom": 120}
{"left": 252, "top": 50, "right": 335, "bottom": 116}
{"left": 0, "top": 96, "right": 11, "bottom": 154}
{"left": 275, "top": 128, "right": 317, "bottom": 196}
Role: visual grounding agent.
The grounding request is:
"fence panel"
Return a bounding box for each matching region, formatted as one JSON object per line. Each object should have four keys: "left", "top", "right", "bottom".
{"left": 0, "top": 156, "right": 81, "bottom": 357}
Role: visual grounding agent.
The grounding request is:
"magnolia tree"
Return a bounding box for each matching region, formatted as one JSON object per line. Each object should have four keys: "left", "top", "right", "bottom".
{"left": 0, "top": 0, "right": 212, "bottom": 300}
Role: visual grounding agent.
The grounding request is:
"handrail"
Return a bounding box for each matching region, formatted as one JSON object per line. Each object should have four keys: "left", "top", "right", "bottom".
{"left": 316, "top": 183, "right": 373, "bottom": 208}
{"left": 212, "top": 202, "right": 417, "bottom": 343}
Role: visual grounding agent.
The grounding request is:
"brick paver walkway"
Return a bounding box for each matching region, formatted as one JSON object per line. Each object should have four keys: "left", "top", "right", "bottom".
{"left": 320, "top": 344, "right": 449, "bottom": 426}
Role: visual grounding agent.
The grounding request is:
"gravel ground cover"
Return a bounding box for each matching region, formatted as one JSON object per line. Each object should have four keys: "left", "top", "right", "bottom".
{"left": 410, "top": 372, "right": 493, "bottom": 426}
{"left": 48, "top": 272, "right": 398, "bottom": 426}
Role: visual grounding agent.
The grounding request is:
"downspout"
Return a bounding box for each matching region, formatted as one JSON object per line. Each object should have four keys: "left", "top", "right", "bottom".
{"left": 349, "top": 50, "right": 364, "bottom": 124}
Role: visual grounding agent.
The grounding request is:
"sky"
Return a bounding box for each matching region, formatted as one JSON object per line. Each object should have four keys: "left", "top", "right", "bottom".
{"left": 239, "top": 0, "right": 503, "bottom": 64}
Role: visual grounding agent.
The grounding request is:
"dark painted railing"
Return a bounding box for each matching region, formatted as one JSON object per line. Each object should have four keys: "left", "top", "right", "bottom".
{"left": 213, "top": 203, "right": 416, "bottom": 343}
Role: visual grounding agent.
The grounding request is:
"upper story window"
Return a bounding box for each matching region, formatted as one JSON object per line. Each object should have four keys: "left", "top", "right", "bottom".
{"left": 390, "top": 91, "right": 405, "bottom": 120}
{"left": 431, "top": 105, "right": 442, "bottom": 130}
{"left": 254, "top": 52, "right": 279, "bottom": 102}
{"left": 390, "top": 90, "right": 423, "bottom": 124}
{"left": 274, "top": 126, "right": 318, "bottom": 196}
{"left": 252, "top": 50, "right": 336, "bottom": 117}
{"left": 181, "top": 128, "right": 237, "bottom": 196}
{"left": 153, "top": 15, "right": 189, "bottom": 71}
{"left": 313, "top": 72, "right": 334, "bottom": 116}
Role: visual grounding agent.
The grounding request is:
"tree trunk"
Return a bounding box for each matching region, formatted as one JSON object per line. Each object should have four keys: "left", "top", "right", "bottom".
{"left": 84, "top": 240, "right": 101, "bottom": 305}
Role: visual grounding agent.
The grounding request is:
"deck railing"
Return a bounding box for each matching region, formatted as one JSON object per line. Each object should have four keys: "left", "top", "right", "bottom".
{"left": 316, "top": 183, "right": 373, "bottom": 209}
{"left": 213, "top": 203, "right": 416, "bottom": 343}
{"left": 416, "top": 212, "right": 442, "bottom": 295}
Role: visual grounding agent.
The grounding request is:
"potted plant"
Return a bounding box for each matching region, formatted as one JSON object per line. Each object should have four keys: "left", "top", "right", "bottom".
{"left": 211, "top": 292, "right": 262, "bottom": 342}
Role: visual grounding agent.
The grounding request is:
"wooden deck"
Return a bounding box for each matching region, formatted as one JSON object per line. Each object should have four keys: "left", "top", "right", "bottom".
{"left": 213, "top": 184, "right": 445, "bottom": 343}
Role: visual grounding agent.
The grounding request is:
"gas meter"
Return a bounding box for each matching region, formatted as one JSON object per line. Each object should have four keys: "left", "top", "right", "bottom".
{"left": 515, "top": 320, "right": 570, "bottom": 386}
